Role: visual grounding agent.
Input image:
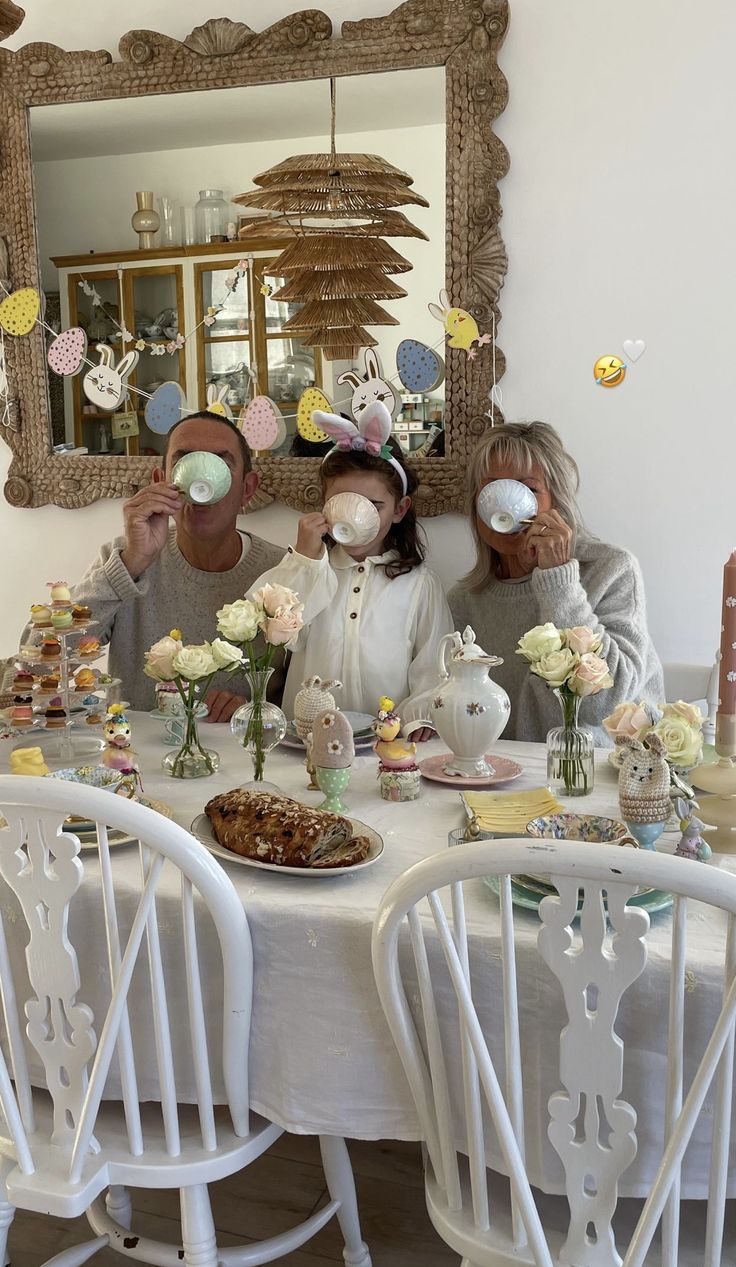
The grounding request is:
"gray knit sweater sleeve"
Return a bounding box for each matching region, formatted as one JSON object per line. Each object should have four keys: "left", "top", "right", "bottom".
{"left": 70, "top": 535, "right": 147, "bottom": 645}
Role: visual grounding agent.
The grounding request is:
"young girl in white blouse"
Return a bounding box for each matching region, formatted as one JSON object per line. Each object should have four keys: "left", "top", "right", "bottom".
{"left": 250, "top": 402, "right": 452, "bottom": 738}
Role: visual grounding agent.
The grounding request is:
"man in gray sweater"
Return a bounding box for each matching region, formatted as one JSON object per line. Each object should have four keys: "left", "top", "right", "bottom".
{"left": 71, "top": 411, "right": 285, "bottom": 720}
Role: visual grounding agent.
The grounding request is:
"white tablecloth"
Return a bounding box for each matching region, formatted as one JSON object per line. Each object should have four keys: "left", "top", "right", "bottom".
{"left": 3, "top": 713, "right": 735, "bottom": 1198}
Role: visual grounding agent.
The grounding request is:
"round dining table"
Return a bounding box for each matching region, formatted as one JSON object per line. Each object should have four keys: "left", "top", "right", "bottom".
{"left": 3, "top": 712, "right": 735, "bottom": 1200}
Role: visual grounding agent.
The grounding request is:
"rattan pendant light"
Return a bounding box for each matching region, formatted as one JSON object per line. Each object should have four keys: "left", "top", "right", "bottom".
{"left": 234, "top": 80, "right": 428, "bottom": 360}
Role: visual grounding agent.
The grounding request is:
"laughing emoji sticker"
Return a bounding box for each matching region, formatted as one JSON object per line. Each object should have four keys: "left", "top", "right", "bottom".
{"left": 594, "top": 355, "right": 627, "bottom": 388}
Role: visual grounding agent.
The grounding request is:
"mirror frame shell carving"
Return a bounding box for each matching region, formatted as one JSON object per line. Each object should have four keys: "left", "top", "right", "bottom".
{"left": 0, "top": 0, "right": 509, "bottom": 515}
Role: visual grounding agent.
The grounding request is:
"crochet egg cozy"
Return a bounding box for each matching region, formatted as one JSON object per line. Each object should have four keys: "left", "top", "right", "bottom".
{"left": 310, "top": 709, "right": 355, "bottom": 770}
{"left": 616, "top": 732, "right": 671, "bottom": 824}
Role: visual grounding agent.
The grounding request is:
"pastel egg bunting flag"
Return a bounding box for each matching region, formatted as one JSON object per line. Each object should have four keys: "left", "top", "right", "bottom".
{"left": 297, "top": 387, "right": 331, "bottom": 443}
{"left": 239, "top": 396, "right": 287, "bottom": 452}
{"left": 48, "top": 327, "right": 88, "bottom": 376}
{"left": 0, "top": 287, "right": 40, "bottom": 337}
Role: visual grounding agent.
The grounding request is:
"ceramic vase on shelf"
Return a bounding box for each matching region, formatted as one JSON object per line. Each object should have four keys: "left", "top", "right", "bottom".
{"left": 162, "top": 702, "right": 219, "bottom": 779}
{"left": 546, "top": 688, "right": 595, "bottom": 797}
{"left": 230, "top": 668, "right": 287, "bottom": 791}
{"left": 131, "top": 192, "right": 160, "bottom": 250}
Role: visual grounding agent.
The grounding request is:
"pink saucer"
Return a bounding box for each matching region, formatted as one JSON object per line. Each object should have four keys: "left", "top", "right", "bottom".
{"left": 419, "top": 752, "right": 523, "bottom": 788}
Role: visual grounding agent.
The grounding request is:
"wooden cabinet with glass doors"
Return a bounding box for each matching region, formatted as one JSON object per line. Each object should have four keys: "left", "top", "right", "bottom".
{"left": 52, "top": 242, "right": 321, "bottom": 459}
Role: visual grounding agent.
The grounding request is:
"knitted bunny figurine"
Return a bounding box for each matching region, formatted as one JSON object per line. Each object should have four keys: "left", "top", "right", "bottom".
{"left": 616, "top": 731, "right": 670, "bottom": 850}
{"left": 672, "top": 797, "right": 712, "bottom": 862}
{"left": 310, "top": 708, "right": 355, "bottom": 814}
{"left": 294, "top": 676, "right": 342, "bottom": 789}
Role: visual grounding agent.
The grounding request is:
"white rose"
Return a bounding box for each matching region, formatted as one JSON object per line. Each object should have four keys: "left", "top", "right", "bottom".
{"left": 651, "top": 715, "right": 703, "bottom": 770}
{"left": 263, "top": 606, "right": 304, "bottom": 650}
{"left": 144, "top": 634, "right": 183, "bottom": 682}
{"left": 210, "top": 638, "right": 244, "bottom": 671}
{"left": 563, "top": 626, "right": 603, "bottom": 656}
{"left": 252, "top": 583, "right": 301, "bottom": 618}
{"left": 216, "top": 599, "right": 262, "bottom": 643}
{"left": 516, "top": 623, "right": 563, "bottom": 663}
{"left": 568, "top": 652, "right": 614, "bottom": 698}
{"left": 530, "top": 647, "right": 579, "bottom": 687}
{"left": 172, "top": 644, "right": 218, "bottom": 681}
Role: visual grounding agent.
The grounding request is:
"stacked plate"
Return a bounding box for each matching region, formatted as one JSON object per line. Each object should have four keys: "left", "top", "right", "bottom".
{"left": 281, "top": 711, "right": 375, "bottom": 751}
{"left": 484, "top": 873, "right": 672, "bottom": 917}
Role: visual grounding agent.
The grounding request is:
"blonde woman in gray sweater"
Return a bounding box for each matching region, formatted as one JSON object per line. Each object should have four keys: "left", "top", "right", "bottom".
{"left": 448, "top": 422, "right": 663, "bottom": 744}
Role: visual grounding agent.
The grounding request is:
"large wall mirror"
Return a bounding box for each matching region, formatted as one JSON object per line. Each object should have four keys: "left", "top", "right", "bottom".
{"left": 0, "top": 0, "right": 509, "bottom": 514}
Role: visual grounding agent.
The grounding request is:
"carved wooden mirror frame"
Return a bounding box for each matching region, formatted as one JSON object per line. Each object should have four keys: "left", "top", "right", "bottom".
{"left": 0, "top": 0, "right": 509, "bottom": 515}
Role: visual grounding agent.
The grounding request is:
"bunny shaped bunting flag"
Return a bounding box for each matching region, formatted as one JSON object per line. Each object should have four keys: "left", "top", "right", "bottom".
{"left": 82, "top": 344, "right": 139, "bottom": 411}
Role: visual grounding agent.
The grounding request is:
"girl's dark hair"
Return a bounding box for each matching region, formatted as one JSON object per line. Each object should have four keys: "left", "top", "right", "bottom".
{"left": 320, "top": 438, "right": 425, "bottom": 579}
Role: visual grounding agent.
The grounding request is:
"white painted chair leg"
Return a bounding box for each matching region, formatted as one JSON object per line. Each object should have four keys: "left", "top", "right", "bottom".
{"left": 180, "top": 1184, "right": 218, "bottom": 1267}
{"left": 0, "top": 1163, "right": 15, "bottom": 1267}
{"left": 105, "top": 1185, "right": 132, "bottom": 1230}
{"left": 319, "top": 1136, "right": 372, "bottom": 1267}
{"left": 43, "top": 1236, "right": 109, "bottom": 1267}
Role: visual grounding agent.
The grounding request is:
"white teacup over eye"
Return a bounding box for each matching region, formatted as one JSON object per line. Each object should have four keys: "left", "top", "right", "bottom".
{"left": 476, "top": 478, "right": 538, "bottom": 534}
{"left": 323, "top": 492, "right": 381, "bottom": 547}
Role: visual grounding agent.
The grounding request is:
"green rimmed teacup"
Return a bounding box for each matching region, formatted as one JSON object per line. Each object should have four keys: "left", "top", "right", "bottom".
{"left": 171, "top": 451, "right": 232, "bottom": 504}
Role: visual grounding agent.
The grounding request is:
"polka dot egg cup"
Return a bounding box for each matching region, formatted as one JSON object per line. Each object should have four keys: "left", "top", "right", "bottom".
{"left": 315, "top": 766, "right": 351, "bottom": 814}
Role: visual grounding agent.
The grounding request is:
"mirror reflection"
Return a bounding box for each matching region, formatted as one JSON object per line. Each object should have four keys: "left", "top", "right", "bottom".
{"left": 30, "top": 68, "right": 445, "bottom": 460}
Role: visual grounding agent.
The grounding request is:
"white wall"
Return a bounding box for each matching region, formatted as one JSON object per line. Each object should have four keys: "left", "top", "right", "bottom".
{"left": 2, "top": 0, "right": 734, "bottom": 669}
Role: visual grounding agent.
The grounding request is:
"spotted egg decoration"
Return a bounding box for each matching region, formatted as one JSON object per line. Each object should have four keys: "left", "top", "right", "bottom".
{"left": 145, "top": 381, "right": 187, "bottom": 434}
{"left": 239, "top": 396, "right": 287, "bottom": 453}
{"left": 297, "top": 387, "right": 332, "bottom": 443}
{"left": 396, "top": 339, "right": 445, "bottom": 394}
{"left": 0, "top": 287, "right": 40, "bottom": 337}
{"left": 47, "top": 327, "right": 88, "bottom": 377}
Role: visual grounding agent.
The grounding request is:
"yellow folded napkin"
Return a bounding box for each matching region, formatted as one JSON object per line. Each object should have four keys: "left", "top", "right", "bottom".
{"left": 462, "top": 787, "right": 565, "bottom": 836}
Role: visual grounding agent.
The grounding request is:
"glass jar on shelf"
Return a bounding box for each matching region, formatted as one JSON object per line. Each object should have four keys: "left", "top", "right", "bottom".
{"left": 195, "top": 190, "right": 229, "bottom": 244}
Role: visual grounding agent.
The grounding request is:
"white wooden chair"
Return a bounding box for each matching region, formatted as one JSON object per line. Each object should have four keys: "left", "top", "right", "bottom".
{"left": 372, "top": 838, "right": 736, "bottom": 1267}
{"left": 0, "top": 775, "right": 371, "bottom": 1267}
{"left": 663, "top": 653, "right": 720, "bottom": 744}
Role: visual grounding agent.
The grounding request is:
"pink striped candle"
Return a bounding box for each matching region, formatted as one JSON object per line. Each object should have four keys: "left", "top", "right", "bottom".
{"left": 716, "top": 549, "right": 736, "bottom": 756}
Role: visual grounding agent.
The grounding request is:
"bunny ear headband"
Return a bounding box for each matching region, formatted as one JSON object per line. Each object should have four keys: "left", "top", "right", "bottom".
{"left": 312, "top": 400, "right": 408, "bottom": 495}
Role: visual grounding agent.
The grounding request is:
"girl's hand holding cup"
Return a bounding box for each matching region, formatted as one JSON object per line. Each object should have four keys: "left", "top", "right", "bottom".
{"left": 296, "top": 512, "right": 330, "bottom": 560}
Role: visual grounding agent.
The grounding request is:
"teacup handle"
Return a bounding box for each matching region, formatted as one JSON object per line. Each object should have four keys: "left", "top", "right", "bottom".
{"left": 618, "top": 835, "right": 639, "bottom": 849}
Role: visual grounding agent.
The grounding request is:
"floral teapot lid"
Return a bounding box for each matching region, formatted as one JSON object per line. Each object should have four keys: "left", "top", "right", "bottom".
{"left": 442, "top": 625, "right": 503, "bottom": 671}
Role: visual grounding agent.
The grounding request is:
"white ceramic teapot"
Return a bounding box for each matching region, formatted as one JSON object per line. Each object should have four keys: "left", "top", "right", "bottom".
{"left": 429, "top": 626, "right": 511, "bottom": 777}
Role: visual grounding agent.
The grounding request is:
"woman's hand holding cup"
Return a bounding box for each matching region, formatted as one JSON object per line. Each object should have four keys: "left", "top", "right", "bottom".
{"left": 522, "top": 509, "right": 573, "bottom": 570}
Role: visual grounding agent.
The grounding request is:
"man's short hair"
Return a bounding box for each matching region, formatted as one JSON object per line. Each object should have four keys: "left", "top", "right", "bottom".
{"left": 164, "top": 410, "right": 252, "bottom": 473}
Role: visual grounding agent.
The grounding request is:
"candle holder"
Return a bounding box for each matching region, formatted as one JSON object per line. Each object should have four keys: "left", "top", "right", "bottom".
{"left": 690, "top": 713, "right": 736, "bottom": 851}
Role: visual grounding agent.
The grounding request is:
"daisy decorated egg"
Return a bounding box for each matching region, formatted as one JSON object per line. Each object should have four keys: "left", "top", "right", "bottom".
{"left": 396, "top": 339, "right": 445, "bottom": 394}
{"left": 48, "top": 327, "right": 87, "bottom": 376}
{"left": 239, "top": 396, "right": 287, "bottom": 452}
{"left": 0, "top": 287, "right": 40, "bottom": 337}
{"left": 145, "top": 381, "right": 187, "bottom": 434}
{"left": 297, "top": 387, "right": 331, "bottom": 443}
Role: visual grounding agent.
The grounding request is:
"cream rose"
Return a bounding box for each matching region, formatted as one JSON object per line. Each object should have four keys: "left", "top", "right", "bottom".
{"left": 651, "top": 715, "right": 703, "bottom": 769}
{"left": 263, "top": 607, "right": 304, "bottom": 650}
{"left": 216, "top": 599, "right": 262, "bottom": 644}
{"left": 563, "top": 625, "right": 603, "bottom": 656}
{"left": 252, "top": 583, "right": 300, "bottom": 618}
{"left": 144, "top": 634, "right": 183, "bottom": 682}
{"left": 602, "top": 700, "right": 652, "bottom": 741}
{"left": 530, "top": 647, "right": 579, "bottom": 687}
{"left": 516, "top": 623, "right": 563, "bottom": 663}
{"left": 661, "top": 700, "right": 704, "bottom": 729}
{"left": 210, "top": 638, "right": 244, "bottom": 671}
{"left": 172, "top": 644, "right": 218, "bottom": 681}
{"left": 568, "top": 652, "right": 614, "bottom": 697}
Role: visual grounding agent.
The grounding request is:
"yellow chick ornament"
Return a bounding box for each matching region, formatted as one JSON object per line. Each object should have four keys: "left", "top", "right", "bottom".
{"left": 429, "top": 289, "right": 492, "bottom": 360}
{"left": 373, "top": 697, "right": 417, "bottom": 770}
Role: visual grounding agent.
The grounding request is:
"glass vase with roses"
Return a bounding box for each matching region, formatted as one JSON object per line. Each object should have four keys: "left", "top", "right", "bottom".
{"left": 144, "top": 631, "right": 244, "bottom": 778}
{"left": 216, "top": 584, "right": 304, "bottom": 788}
{"left": 516, "top": 623, "right": 614, "bottom": 796}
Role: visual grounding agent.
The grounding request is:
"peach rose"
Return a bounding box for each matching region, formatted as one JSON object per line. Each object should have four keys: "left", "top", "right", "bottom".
{"left": 602, "top": 700, "right": 652, "bottom": 741}
{"left": 252, "top": 583, "right": 301, "bottom": 618}
{"left": 263, "top": 606, "right": 304, "bottom": 650}
{"left": 144, "top": 634, "right": 183, "bottom": 682}
{"left": 661, "top": 700, "right": 704, "bottom": 729}
{"left": 564, "top": 625, "right": 603, "bottom": 656}
{"left": 568, "top": 652, "right": 614, "bottom": 697}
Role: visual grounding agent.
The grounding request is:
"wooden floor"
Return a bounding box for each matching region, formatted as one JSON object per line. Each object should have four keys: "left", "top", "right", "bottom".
{"left": 6, "top": 1135, "right": 458, "bottom": 1266}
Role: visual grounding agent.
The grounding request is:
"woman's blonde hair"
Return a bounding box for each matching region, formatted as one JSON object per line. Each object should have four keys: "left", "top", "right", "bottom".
{"left": 461, "top": 421, "right": 584, "bottom": 591}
